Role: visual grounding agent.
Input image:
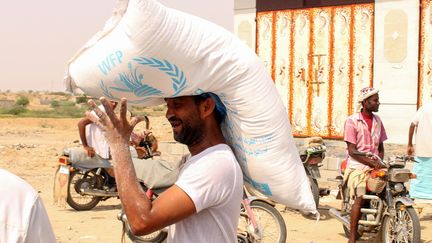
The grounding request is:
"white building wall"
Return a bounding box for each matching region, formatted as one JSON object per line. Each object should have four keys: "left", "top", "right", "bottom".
{"left": 373, "top": 0, "right": 420, "bottom": 144}
{"left": 234, "top": 13, "right": 256, "bottom": 50}
{"left": 234, "top": 0, "right": 256, "bottom": 50}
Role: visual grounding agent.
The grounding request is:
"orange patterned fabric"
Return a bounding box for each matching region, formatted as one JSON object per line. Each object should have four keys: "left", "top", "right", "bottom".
{"left": 419, "top": 0, "right": 432, "bottom": 107}
{"left": 256, "top": 4, "right": 374, "bottom": 139}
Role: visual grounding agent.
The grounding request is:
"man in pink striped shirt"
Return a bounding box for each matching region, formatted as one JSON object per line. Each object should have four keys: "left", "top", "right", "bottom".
{"left": 343, "top": 87, "right": 387, "bottom": 243}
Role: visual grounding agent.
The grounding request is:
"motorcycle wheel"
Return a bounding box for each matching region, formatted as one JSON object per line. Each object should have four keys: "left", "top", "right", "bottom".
{"left": 237, "top": 234, "right": 249, "bottom": 243}
{"left": 309, "top": 176, "right": 320, "bottom": 209}
{"left": 123, "top": 217, "right": 167, "bottom": 243}
{"left": 66, "top": 170, "right": 102, "bottom": 211}
{"left": 343, "top": 224, "right": 362, "bottom": 240}
{"left": 238, "top": 201, "right": 287, "bottom": 243}
{"left": 382, "top": 205, "right": 421, "bottom": 243}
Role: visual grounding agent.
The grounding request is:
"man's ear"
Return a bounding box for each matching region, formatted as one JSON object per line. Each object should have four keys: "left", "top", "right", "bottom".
{"left": 200, "top": 98, "right": 216, "bottom": 119}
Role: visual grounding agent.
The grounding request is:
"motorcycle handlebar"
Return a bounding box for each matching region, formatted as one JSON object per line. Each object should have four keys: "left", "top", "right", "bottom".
{"left": 352, "top": 152, "right": 415, "bottom": 166}
{"left": 352, "top": 151, "right": 386, "bottom": 166}
{"left": 394, "top": 155, "right": 416, "bottom": 162}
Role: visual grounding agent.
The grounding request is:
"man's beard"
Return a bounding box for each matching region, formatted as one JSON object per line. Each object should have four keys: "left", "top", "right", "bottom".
{"left": 173, "top": 120, "right": 205, "bottom": 146}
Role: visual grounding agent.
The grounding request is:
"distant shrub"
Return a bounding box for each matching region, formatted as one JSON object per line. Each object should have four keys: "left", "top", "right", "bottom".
{"left": 0, "top": 92, "right": 94, "bottom": 118}
{"left": 16, "top": 96, "right": 29, "bottom": 107}
{"left": 57, "top": 105, "right": 86, "bottom": 117}
{"left": 50, "top": 100, "right": 60, "bottom": 108}
{"left": 131, "top": 105, "right": 145, "bottom": 111}
{"left": 18, "top": 105, "right": 85, "bottom": 118}
{"left": 75, "top": 95, "right": 89, "bottom": 104}
{"left": 49, "top": 91, "right": 69, "bottom": 96}
{"left": 152, "top": 105, "right": 166, "bottom": 112}
{"left": 59, "top": 100, "right": 76, "bottom": 107}
{"left": 1, "top": 106, "right": 27, "bottom": 115}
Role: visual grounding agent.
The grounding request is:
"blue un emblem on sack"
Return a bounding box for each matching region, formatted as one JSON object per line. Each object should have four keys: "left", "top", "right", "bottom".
{"left": 100, "top": 56, "right": 188, "bottom": 103}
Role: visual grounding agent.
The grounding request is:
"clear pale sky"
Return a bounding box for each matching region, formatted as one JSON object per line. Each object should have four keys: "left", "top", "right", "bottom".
{"left": 0, "top": 0, "right": 233, "bottom": 92}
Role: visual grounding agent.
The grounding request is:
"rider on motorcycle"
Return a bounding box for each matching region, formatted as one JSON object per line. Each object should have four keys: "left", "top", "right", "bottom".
{"left": 78, "top": 100, "right": 118, "bottom": 160}
{"left": 78, "top": 100, "right": 118, "bottom": 189}
{"left": 343, "top": 87, "right": 387, "bottom": 243}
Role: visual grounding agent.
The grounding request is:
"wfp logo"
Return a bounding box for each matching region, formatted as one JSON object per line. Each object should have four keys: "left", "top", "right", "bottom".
{"left": 99, "top": 53, "right": 188, "bottom": 103}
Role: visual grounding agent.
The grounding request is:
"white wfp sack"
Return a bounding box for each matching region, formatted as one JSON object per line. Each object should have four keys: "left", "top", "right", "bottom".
{"left": 65, "top": 0, "right": 317, "bottom": 214}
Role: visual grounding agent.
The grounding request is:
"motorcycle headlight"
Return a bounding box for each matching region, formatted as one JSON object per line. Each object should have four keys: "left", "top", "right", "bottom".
{"left": 393, "top": 183, "right": 405, "bottom": 192}
{"left": 389, "top": 168, "right": 411, "bottom": 182}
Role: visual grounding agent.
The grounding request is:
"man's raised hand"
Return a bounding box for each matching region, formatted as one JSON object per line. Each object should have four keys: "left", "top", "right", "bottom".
{"left": 86, "top": 97, "right": 145, "bottom": 145}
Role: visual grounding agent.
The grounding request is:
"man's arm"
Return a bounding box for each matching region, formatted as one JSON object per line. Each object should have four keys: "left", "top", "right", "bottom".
{"left": 346, "top": 142, "right": 382, "bottom": 169}
{"left": 407, "top": 122, "right": 416, "bottom": 156}
{"left": 111, "top": 144, "right": 196, "bottom": 235}
{"left": 88, "top": 98, "right": 196, "bottom": 235}
{"left": 77, "top": 118, "right": 96, "bottom": 157}
{"left": 378, "top": 141, "right": 384, "bottom": 160}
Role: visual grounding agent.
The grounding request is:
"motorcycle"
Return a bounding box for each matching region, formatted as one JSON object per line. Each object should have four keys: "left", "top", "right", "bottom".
{"left": 300, "top": 137, "right": 330, "bottom": 208}
{"left": 329, "top": 152, "right": 421, "bottom": 242}
{"left": 118, "top": 185, "right": 287, "bottom": 243}
{"left": 54, "top": 132, "right": 157, "bottom": 211}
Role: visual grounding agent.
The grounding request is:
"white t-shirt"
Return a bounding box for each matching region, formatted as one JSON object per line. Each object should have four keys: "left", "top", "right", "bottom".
{"left": 84, "top": 105, "right": 110, "bottom": 159}
{"left": 412, "top": 101, "right": 432, "bottom": 157}
{"left": 168, "top": 144, "right": 243, "bottom": 243}
{"left": 0, "top": 169, "right": 56, "bottom": 243}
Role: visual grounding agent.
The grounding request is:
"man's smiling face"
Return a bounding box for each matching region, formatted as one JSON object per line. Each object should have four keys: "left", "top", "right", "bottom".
{"left": 165, "top": 96, "right": 205, "bottom": 145}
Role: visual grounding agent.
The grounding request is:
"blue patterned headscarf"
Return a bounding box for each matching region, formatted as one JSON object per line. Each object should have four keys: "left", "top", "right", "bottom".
{"left": 197, "top": 92, "right": 227, "bottom": 124}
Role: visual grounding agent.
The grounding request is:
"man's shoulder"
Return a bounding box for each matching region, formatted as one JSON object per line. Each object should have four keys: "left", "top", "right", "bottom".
{"left": 348, "top": 112, "right": 360, "bottom": 119}
{"left": 187, "top": 144, "right": 238, "bottom": 171}
{"left": 0, "top": 169, "right": 38, "bottom": 204}
{"left": 197, "top": 144, "right": 234, "bottom": 158}
{"left": 372, "top": 113, "right": 384, "bottom": 123}
{"left": 0, "top": 169, "right": 36, "bottom": 192}
{"left": 199, "top": 149, "right": 235, "bottom": 166}
{"left": 206, "top": 144, "right": 236, "bottom": 160}
{"left": 345, "top": 113, "right": 361, "bottom": 123}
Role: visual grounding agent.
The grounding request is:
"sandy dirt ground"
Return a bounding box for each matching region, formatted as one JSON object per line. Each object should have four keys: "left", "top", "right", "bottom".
{"left": 0, "top": 117, "right": 431, "bottom": 243}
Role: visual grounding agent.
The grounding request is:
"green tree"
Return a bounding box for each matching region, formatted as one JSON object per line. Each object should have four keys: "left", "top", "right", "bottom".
{"left": 75, "top": 95, "right": 89, "bottom": 104}
{"left": 8, "top": 106, "right": 26, "bottom": 115}
{"left": 50, "top": 100, "right": 60, "bottom": 108}
{"left": 16, "top": 96, "right": 29, "bottom": 107}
